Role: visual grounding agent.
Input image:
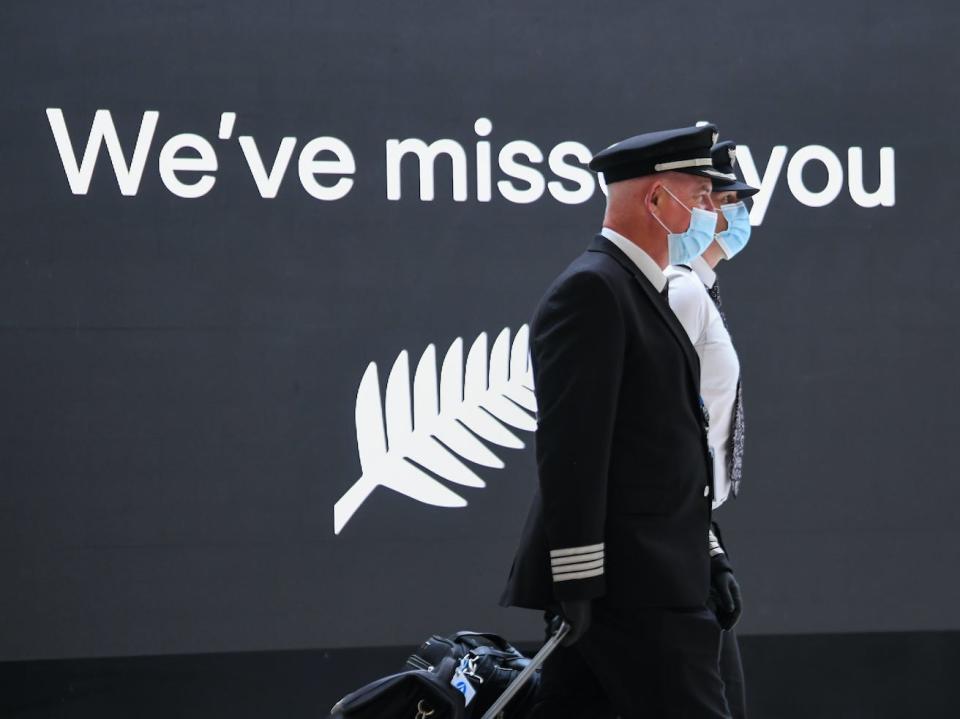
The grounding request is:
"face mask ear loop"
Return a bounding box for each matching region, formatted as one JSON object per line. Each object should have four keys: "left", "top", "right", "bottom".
{"left": 649, "top": 183, "right": 692, "bottom": 235}
{"left": 645, "top": 184, "right": 679, "bottom": 235}
{"left": 661, "top": 185, "right": 693, "bottom": 215}
{"left": 649, "top": 208, "right": 674, "bottom": 235}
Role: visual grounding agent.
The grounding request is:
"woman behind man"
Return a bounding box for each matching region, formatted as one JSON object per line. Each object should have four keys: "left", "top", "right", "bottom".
{"left": 665, "top": 140, "right": 758, "bottom": 719}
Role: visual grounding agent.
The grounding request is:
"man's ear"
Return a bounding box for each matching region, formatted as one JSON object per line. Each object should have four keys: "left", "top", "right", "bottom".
{"left": 647, "top": 182, "right": 662, "bottom": 210}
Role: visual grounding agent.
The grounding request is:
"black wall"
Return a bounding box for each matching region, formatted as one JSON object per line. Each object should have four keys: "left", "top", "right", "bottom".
{"left": 3, "top": 0, "right": 959, "bottom": 665}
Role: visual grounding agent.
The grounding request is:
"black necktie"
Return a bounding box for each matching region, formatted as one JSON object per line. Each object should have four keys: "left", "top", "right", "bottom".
{"left": 706, "top": 279, "right": 745, "bottom": 497}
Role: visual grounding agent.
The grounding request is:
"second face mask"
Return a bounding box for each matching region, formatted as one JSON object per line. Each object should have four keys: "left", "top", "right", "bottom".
{"left": 715, "top": 202, "right": 752, "bottom": 259}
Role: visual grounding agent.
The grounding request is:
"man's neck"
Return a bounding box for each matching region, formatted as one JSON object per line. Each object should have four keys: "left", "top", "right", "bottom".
{"left": 702, "top": 240, "right": 726, "bottom": 269}
{"left": 602, "top": 220, "right": 668, "bottom": 269}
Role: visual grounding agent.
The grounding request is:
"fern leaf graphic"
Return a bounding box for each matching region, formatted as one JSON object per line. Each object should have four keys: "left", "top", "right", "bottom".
{"left": 333, "top": 325, "right": 537, "bottom": 534}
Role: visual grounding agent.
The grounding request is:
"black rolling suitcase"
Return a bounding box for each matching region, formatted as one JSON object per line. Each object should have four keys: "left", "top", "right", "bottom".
{"left": 329, "top": 622, "right": 569, "bottom": 719}
{"left": 404, "top": 630, "right": 540, "bottom": 718}
{"left": 329, "top": 655, "right": 466, "bottom": 719}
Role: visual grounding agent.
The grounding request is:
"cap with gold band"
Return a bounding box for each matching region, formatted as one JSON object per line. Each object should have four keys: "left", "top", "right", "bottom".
{"left": 589, "top": 124, "right": 729, "bottom": 184}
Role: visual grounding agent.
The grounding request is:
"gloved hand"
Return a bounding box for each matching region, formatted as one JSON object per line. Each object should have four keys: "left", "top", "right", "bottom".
{"left": 710, "top": 570, "right": 742, "bottom": 631}
{"left": 559, "top": 599, "right": 592, "bottom": 646}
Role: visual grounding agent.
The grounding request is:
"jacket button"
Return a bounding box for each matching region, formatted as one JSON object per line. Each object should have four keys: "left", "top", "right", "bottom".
{"left": 704, "top": 486, "right": 710, "bottom": 497}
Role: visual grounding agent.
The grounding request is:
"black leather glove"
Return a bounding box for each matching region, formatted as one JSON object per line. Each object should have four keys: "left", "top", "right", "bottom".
{"left": 710, "top": 569, "right": 742, "bottom": 631}
{"left": 558, "top": 599, "right": 592, "bottom": 646}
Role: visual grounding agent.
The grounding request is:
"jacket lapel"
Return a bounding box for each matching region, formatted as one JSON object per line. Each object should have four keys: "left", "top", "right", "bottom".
{"left": 587, "top": 235, "right": 701, "bottom": 391}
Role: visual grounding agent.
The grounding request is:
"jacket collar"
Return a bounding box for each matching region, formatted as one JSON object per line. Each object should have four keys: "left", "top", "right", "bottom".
{"left": 599, "top": 227, "right": 666, "bottom": 293}
{"left": 588, "top": 235, "right": 701, "bottom": 390}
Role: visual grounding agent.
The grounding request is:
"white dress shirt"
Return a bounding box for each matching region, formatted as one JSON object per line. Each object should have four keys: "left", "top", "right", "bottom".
{"left": 690, "top": 256, "right": 717, "bottom": 289}
{"left": 664, "top": 264, "right": 740, "bottom": 509}
{"left": 600, "top": 227, "right": 667, "bottom": 292}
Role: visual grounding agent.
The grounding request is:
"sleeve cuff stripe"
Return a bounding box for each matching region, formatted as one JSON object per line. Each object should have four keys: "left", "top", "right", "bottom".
{"left": 550, "top": 543, "right": 604, "bottom": 559}
{"left": 552, "top": 558, "right": 604, "bottom": 576}
{"left": 551, "top": 550, "right": 604, "bottom": 567}
{"left": 553, "top": 566, "right": 604, "bottom": 582}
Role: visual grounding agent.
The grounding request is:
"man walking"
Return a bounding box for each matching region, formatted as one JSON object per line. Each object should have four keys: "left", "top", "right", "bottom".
{"left": 501, "top": 124, "right": 731, "bottom": 718}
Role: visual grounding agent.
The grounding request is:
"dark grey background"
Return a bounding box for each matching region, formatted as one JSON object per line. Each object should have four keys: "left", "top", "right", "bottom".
{"left": 2, "top": 0, "right": 958, "bottom": 661}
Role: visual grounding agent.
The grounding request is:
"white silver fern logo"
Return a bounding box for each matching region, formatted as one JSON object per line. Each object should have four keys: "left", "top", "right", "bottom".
{"left": 333, "top": 325, "right": 538, "bottom": 534}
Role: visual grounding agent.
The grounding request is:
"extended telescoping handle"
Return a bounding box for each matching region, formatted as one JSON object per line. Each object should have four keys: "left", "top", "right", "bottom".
{"left": 479, "top": 621, "right": 570, "bottom": 719}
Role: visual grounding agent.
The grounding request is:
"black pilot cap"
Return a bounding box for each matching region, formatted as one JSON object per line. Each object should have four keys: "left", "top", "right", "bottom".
{"left": 589, "top": 124, "right": 728, "bottom": 184}
{"left": 709, "top": 141, "right": 759, "bottom": 199}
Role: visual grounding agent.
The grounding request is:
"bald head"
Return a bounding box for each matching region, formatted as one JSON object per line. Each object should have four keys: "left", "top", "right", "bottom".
{"left": 602, "top": 172, "right": 713, "bottom": 268}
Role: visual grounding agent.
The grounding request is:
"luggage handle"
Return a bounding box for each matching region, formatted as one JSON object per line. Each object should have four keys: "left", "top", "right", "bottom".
{"left": 478, "top": 621, "right": 570, "bottom": 719}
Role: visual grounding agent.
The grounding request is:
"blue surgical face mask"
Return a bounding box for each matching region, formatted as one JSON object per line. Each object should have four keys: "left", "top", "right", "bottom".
{"left": 650, "top": 185, "right": 718, "bottom": 265}
{"left": 714, "top": 201, "right": 752, "bottom": 259}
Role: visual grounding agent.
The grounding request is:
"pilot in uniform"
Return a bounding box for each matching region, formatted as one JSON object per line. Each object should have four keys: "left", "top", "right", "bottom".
{"left": 501, "top": 124, "right": 732, "bottom": 718}
{"left": 665, "top": 140, "right": 758, "bottom": 719}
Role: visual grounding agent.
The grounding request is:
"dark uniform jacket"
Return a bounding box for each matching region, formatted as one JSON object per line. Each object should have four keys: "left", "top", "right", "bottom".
{"left": 501, "top": 234, "right": 715, "bottom": 610}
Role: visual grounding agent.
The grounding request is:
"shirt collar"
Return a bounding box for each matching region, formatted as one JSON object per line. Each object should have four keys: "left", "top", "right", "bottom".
{"left": 600, "top": 227, "right": 666, "bottom": 292}
{"left": 690, "top": 255, "right": 717, "bottom": 288}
